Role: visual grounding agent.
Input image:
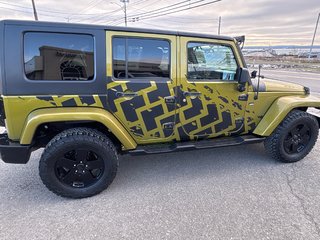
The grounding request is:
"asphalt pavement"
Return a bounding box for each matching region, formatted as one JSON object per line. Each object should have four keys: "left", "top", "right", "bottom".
{"left": 1, "top": 70, "right": 320, "bottom": 240}
{"left": 1, "top": 139, "right": 320, "bottom": 239}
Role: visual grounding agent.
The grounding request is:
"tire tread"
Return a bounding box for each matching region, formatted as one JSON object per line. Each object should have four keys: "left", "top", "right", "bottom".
{"left": 264, "top": 110, "right": 319, "bottom": 163}
{"left": 39, "top": 127, "right": 118, "bottom": 198}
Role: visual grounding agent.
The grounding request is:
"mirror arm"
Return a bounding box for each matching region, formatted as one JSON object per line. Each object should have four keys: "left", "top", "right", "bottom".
{"left": 254, "top": 65, "right": 262, "bottom": 100}
{"left": 238, "top": 83, "right": 246, "bottom": 92}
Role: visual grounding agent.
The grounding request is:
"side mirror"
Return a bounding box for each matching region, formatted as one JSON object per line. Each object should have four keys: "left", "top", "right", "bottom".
{"left": 251, "top": 70, "right": 257, "bottom": 79}
{"left": 238, "top": 68, "right": 250, "bottom": 92}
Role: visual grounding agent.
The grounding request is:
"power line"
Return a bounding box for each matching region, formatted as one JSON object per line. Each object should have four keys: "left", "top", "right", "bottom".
{"left": 92, "top": 0, "right": 221, "bottom": 26}
{"left": 131, "top": 0, "right": 164, "bottom": 10}
{"left": 0, "top": 0, "right": 123, "bottom": 23}
{"left": 129, "top": 5, "right": 218, "bottom": 23}
{"left": 0, "top": 5, "right": 69, "bottom": 18}
{"left": 105, "top": 17, "right": 126, "bottom": 26}
{"left": 133, "top": 0, "right": 150, "bottom": 5}
{"left": 0, "top": 5, "right": 33, "bottom": 14}
{"left": 71, "top": 8, "right": 123, "bottom": 23}
{"left": 139, "top": 20, "right": 217, "bottom": 30}
{"left": 75, "top": 0, "right": 100, "bottom": 13}
{"left": 1, "top": 0, "right": 221, "bottom": 27}
{"left": 128, "top": 0, "right": 196, "bottom": 19}
{"left": 0, "top": 0, "right": 117, "bottom": 16}
{"left": 129, "top": 0, "right": 222, "bottom": 21}
{"left": 128, "top": 0, "right": 218, "bottom": 21}
{"left": 69, "top": 0, "right": 105, "bottom": 17}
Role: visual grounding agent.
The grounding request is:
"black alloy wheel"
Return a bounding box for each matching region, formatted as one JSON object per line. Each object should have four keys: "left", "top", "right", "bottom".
{"left": 55, "top": 148, "right": 105, "bottom": 188}
{"left": 283, "top": 123, "right": 312, "bottom": 155}
{"left": 265, "top": 110, "right": 319, "bottom": 163}
{"left": 39, "top": 128, "right": 118, "bottom": 198}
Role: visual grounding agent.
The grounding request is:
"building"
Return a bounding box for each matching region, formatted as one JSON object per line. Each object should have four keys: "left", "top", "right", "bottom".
{"left": 25, "top": 46, "right": 94, "bottom": 80}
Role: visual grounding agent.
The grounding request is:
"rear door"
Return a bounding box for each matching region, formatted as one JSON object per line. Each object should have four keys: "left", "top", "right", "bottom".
{"left": 177, "top": 36, "right": 248, "bottom": 140}
{"left": 106, "top": 31, "right": 177, "bottom": 144}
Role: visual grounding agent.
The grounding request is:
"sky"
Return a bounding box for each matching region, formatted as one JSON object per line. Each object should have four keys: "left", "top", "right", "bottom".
{"left": 0, "top": 0, "right": 319, "bottom": 46}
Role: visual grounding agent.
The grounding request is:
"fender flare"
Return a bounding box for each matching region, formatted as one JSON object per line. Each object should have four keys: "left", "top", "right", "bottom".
{"left": 20, "top": 107, "right": 137, "bottom": 150}
{"left": 253, "top": 95, "right": 320, "bottom": 136}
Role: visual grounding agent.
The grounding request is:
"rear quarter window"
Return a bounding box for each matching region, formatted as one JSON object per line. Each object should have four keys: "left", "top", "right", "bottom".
{"left": 24, "top": 32, "right": 94, "bottom": 81}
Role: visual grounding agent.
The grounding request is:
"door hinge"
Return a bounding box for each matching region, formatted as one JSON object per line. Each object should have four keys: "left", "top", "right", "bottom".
{"left": 163, "top": 122, "right": 175, "bottom": 130}
{"left": 238, "top": 94, "right": 248, "bottom": 101}
{"left": 164, "top": 96, "right": 176, "bottom": 104}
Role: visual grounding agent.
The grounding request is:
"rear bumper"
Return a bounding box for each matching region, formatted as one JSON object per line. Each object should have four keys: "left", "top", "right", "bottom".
{"left": 0, "top": 134, "right": 32, "bottom": 164}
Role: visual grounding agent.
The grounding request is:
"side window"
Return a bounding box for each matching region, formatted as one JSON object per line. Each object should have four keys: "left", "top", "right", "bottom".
{"left": 24, "top": 32, "right": 94, "bottom": 81}
{"left": 113, "top": 37, "right": 170, "bottom": 79}
{"left": 187, "top": 42, "right": 238, "bottom": 81}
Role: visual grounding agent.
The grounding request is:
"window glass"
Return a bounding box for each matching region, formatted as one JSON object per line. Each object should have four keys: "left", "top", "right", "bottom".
{"left": 187, "top": 42, "right": 238, "bottom": 81}
{"left": 24, "top": 32, "right": 94, "bottom": 81}
{"left": 113, "top": 37, "right": 170, "bottom": 79}
{"left": 112, "top": 38, "right": 126, "bottom": 78}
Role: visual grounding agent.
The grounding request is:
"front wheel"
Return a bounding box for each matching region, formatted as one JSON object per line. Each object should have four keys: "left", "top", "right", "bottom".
{"left": 39, "top": 128, "right": 118, "bottom": 198}
{"left": 264, "top": 110, "right": 319, "bottom": 163}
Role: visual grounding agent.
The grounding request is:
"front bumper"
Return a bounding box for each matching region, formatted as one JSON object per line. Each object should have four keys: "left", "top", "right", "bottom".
{"left": 0, "top": 134, "right": 32, "bottom": 164}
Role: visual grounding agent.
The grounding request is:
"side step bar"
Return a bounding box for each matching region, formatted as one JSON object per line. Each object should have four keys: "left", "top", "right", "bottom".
{"left": 128, "top": 135, "right": 265, "bottom": 155}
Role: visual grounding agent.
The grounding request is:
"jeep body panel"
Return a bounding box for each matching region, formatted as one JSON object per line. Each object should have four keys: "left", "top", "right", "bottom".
{"left": 105, "top": 32, "right": 247, "bottom": 143}
{"left": 3, "top": 96, "right": 136, "bottom": 149}
{"left": 106, "top": 31, "right": 178, "bottom": 143}
{"left": 20, "top": 107, "right": 137, "bottom": 149}
{"left": 253, "top": 95, "right": 320, "bottom": 136}
{"left": 0, "top": 19, "right": 318, "bottom": 165}
{"left": 243, "top": 79, "right": 307, "bottom": 132}
{"left": 177, "top": 36, "right": 249, "bottom": 139}
{"left": 260, "top": 79, "right": 306, "bottom": 92}
{"left": 2, "top": 21, "right": 107, "bottom": 96}
{"left": 0, "top": 20, "right": 241, "bottom": 146}
{"left": 3, "top": 95, "right": 109, "bottom": 141}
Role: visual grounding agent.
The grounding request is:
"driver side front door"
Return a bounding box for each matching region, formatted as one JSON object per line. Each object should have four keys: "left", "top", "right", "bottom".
{"left": 176, "top": 37, "right": 249, "bottom": 141}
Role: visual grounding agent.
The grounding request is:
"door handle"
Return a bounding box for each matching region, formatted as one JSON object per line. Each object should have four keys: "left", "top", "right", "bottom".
{"left": 164, "top": 96, "right": 176, "bottom": 104}
{"left": 116, "top": 91, "right": 138, "bottom": 98}
{"left": 238, "top": 94, "right": 248, "bottom": 101}
{"left": 183, "top": 91, "right": 202, "bottom": 97}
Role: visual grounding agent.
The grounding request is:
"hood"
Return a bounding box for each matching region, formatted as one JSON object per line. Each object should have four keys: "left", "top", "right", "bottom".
{"left": 254, "top": 79, "right": 306, "bottom": 93}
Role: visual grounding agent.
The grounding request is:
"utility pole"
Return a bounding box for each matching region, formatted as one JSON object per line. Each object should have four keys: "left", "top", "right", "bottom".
{"left": 31, "top": 0, "right": 38, "bottom": 21}
{"left": 120, "top": 0, "right": 129, "bottom": 27}
{"left": 309, "top": 13, "right": 320, "bottom": 59}
{"left": 218, "top": 16, "right": 221, "bottom": 35}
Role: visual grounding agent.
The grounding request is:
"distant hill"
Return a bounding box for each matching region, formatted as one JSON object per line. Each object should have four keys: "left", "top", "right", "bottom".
{"left": 244, "top": 45, "right": 320, "bottom": 49}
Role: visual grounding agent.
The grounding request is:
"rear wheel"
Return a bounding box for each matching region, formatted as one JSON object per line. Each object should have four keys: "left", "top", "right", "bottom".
{"left": 39, "top": 128, "right": 118, "bottom": 198}
{"left": 264, "top": 110, "right": 319, "bottom": 163}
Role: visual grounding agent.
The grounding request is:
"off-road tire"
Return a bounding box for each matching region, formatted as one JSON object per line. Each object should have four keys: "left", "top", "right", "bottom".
{"left": 264, "top": 110, "right": 319, "bottom": 163}
{"left": 39, "top": 128, "right": 118, "bottom": 198}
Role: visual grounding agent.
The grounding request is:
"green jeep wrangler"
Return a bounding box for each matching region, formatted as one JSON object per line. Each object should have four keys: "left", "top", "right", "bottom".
{"left": 0, "top": 20, "right": 319, "bottom": 198}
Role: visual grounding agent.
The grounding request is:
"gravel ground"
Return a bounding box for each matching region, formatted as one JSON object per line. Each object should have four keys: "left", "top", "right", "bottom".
{"left": 1, "top": 137, "right": 320, "bottom": 240}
